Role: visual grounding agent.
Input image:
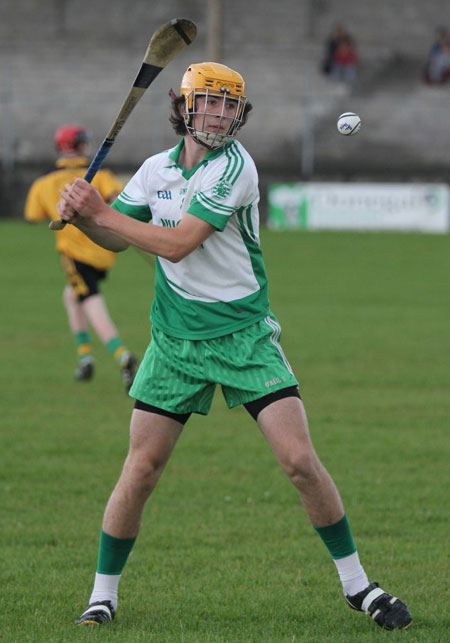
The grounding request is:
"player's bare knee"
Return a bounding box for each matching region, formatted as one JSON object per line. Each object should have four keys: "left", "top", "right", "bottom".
{"left": 123, "top": 452, "right": 167, "bottom": 492}
{"left": 282, "top": 451, "right": 322, "bottom": 489}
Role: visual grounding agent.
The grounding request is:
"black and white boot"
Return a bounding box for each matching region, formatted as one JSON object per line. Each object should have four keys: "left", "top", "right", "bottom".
{"left": 120, "top": 353, "right": 138, "bottom": 392}
{"left": 75, "top": 356, "right": 94, "bottom": 381}
{"left": 75, "top": 600, "right": 115, "bottom": 626}
{"left": 346, "top": 582, "right": 412, "bottom": 630}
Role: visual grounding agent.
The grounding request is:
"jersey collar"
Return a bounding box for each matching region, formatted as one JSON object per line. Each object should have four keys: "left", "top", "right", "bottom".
{"left": 167, "top": 138, "right": 232, "bottom": 179}
{"left": 55, "top": 156, "right": 89, "bottom": 169}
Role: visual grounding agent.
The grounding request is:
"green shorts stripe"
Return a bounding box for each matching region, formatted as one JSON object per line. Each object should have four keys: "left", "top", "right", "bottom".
{"left": 130, "top": 312, "right": 299, "bottom": 415}
{"left": 263, "top": 315, "right": 294, "bottom": 374}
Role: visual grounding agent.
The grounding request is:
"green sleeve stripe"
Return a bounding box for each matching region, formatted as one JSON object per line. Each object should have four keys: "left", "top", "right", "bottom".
{"left": 112, "top": 199, "right": 152, "bottom": 222}
{"left": 223, "top": 142, "right": 244, "bottom": 185}
{"left": 195, "top": 191, "right": 235, "bottom": 214}
{"left": 222, "top": 145, "right": 234, "bottom": 184}
{"left": 237, "top": 205, "right": 257, "bottom": 242}
{"left": 119, "top": 190, "right": 140, "bottom": 204}
{"left": 236, "top": 209, "right": 244, "bottom": 234}
{"left": 237, "top": 208, "right": 246, "bottom": 235}
{"left": 245, "top": 205, "right": 256, "bottom": 240}
{"left": 232, "top": 143, "right": 245, "bottom": 183}
{"left": 227, "top": 143, "right": 241, "bottom": 184}
{"left": 188, "top": 203, "right": 228, "bottom": 230}
{"left": 222, "top": 144, "right": 238, "bottom": 184}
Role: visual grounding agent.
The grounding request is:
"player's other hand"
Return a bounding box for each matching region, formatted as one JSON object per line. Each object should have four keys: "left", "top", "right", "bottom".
{"left": 56, "top": 186, "right": 78, "bottom": 223}
{"left": 58, "top": 178, "right": 109, "bottom": 224}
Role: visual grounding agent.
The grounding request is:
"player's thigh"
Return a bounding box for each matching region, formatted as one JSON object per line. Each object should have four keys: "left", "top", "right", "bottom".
{"left": 62, "top": 283, "right": 78, "bottom": 305}
{"left": 126, "top": 408, "right": 185, "bottom": 471}
{"left": 257, "top": 396, "right": 316, "bottom": 465}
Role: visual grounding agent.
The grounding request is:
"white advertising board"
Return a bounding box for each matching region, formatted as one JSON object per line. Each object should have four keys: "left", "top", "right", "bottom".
{"left": 267, "top": 183, "right": 450, "bottom": 233}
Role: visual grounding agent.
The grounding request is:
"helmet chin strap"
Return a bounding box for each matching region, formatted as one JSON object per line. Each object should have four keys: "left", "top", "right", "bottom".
{"left": 191, "top": 129, "right": 229, "bottom": 150}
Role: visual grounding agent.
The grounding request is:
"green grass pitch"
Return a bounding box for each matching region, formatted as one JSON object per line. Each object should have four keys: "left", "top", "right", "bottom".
{"left": 1, "top": 220, "right": 449, "bottom": 642}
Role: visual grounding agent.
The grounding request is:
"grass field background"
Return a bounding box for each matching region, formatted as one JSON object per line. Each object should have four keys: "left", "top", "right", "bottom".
{"left": 1, "top": 220, "right": 449, "bottom": 642}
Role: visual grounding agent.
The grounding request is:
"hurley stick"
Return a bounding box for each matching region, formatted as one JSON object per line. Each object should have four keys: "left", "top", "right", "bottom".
{"left": 50, "top": 18, "right": 197, "bottom": 230}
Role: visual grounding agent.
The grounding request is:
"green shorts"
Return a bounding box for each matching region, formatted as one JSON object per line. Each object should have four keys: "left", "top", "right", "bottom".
{"left": 130, "top": 312, "right": 299, "bottom": 415}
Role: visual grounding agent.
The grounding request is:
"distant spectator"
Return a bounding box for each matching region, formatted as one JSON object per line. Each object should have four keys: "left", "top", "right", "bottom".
{"left": 331, "top": 34, "right": 358, "bottom": 84}
{"left": 321, "top": 24, "right": 358, "bottom": 85}
{"left": 424, "top": 27, "right": 450, "bottom": 84}
{"left": 321, "top": 23, "right": 346, "bottom": 75}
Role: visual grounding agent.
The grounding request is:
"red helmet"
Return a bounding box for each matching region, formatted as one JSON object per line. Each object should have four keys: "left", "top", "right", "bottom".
{"left": 54, "top": 125, "right": 88, "bottom": 152}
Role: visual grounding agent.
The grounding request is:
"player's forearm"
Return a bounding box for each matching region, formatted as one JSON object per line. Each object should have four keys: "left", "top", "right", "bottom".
{"left": 98, "top": 208, "right": 190, "bottom": 262}
{"left": 74, "top": 212, "right": 130, "bottom": 252}
{"left": 57, "top": 182, "right": 129, "bottom": 251}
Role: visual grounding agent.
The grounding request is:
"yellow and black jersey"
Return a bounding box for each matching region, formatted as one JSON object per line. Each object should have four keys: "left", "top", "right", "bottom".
{"left": 24, "top": 156, "right": 123, "bottom": 270}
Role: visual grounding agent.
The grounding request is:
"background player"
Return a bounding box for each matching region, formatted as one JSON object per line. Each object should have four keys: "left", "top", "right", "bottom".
{"left": 25, "top": 125, "right": 138, "bottom": 390}
{"left": 57, "top": 64, "right": 411, "bottom": 631}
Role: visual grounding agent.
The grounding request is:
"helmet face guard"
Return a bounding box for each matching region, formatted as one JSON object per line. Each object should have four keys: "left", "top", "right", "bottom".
{"left": 180, "top": 63, "right": 247, "bottom": 149}
{"left": 183, "top": 89, "right": 247, "bottom": 149}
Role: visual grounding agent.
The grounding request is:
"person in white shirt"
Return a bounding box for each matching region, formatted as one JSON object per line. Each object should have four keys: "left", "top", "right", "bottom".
{"left": 57, "top": 62, "right": 411, "bottom": 632}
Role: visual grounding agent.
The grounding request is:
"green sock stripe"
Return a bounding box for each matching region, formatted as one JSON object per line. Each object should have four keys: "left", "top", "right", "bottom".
{"left": 314, "top": 514, "right": 357, "bottom": 560}
{"left": 75, "top": 331, "right": 91, "bottom": 346}
{"left": 106, "top": 336, "right": 123, "bottom": 355}
{"left": 97, "top": 530, "right": 136, "bottom": 575}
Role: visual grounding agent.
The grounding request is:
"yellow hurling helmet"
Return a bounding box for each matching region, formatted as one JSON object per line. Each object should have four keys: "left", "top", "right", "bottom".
{"left": 180, "top": 62, "right": 247, "bottom": 149}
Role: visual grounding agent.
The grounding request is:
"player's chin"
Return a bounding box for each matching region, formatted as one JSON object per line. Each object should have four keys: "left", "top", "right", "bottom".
{"left": 207, "top": 126, "right": 228, "bottom": 136}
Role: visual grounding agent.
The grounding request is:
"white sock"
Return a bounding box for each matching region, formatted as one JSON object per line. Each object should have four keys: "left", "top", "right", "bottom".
{"left": 120, "top": 350, "right": 131, "bottom": 365}
{"left": 89, "top": 572, "right": 121, "bottom": 611}
{"left": 333, "top": 551, "right": 369, "bottom": 596}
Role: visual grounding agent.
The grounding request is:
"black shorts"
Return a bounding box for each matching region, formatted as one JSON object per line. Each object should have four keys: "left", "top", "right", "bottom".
{"left": 60, "top": 254, "right": 107, "bottom": 302}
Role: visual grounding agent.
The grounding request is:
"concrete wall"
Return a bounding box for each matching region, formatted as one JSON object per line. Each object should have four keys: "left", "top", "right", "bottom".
{"left": 1, "top": 0, "right": 449, "bottom": 216}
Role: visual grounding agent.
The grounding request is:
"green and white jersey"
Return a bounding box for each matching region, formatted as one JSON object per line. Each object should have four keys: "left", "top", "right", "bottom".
{"left": 112, "top": 138, "right": 269, "bottom": 339}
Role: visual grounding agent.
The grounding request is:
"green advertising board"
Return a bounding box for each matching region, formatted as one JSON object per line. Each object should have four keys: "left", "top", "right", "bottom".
{"left": 267, "top": 183, "right": 309, "bottom": 229}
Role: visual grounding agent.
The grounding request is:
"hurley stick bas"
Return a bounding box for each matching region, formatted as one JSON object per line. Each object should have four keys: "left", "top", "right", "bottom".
{"left": 50, "top": 18, "right": 197, "bottom": 230}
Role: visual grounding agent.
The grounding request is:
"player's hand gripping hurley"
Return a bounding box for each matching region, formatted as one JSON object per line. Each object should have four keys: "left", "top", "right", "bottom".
{"left": 50, "top": 18, "right": 197, "bottom": 231}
